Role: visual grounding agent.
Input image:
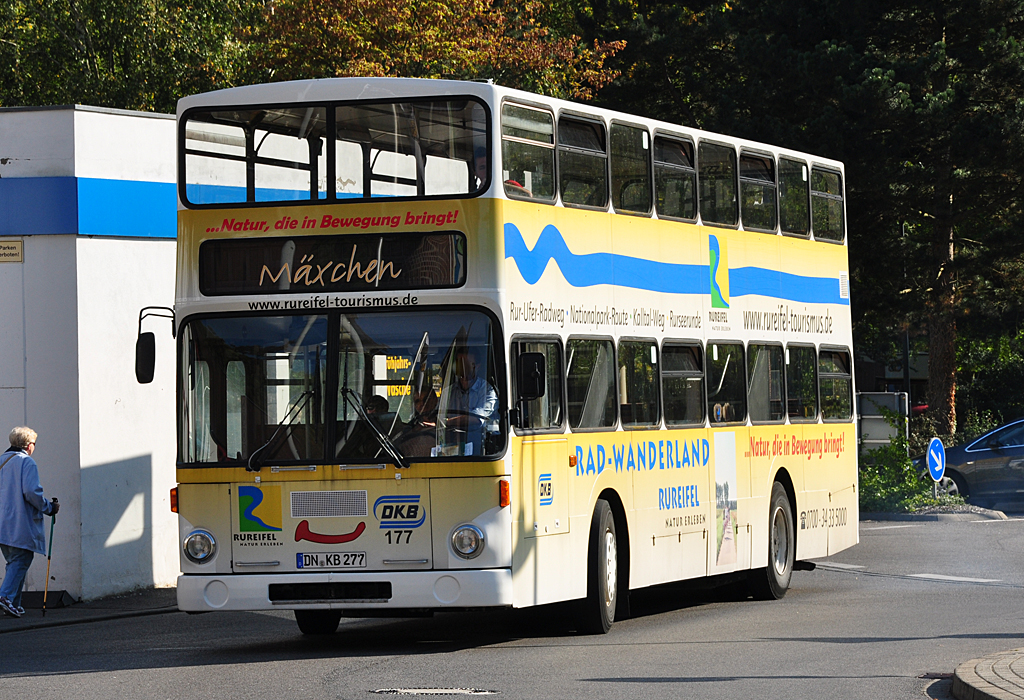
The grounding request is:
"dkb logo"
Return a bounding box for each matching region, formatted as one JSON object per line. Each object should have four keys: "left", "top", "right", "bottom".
{"left": 373, "top": 495, "right": 426, "bottom": 529}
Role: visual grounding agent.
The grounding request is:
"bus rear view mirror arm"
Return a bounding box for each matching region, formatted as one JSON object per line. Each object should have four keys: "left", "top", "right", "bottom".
{"left": 135, "top": 306, "right": 175, "bottom": 384}
{"left": 517, "top": 352, "right": 546, "bottom": 402}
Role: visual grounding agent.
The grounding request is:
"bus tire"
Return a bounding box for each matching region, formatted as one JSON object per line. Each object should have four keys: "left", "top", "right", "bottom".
{"left": 294, "top": 609, "right": 341, "bottom": 635}
{"left": 750, "top": 481, "right": 795, "bottom": 600}
{"left": 577, "top": 499, "right": 618, "bottom": 635}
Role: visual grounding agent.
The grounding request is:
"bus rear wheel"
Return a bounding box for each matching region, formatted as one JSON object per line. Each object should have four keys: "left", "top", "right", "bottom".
{"left": 749, "top": 481, "right": 794, "bottom": 600}
{"left": 576, "top": 499, "right": 618, "bottom": 635}
{"left": 295, "top": 610, "right": 342, "bottom": 635}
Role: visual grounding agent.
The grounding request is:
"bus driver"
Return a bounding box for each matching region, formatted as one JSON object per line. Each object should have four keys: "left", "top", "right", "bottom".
{"left": 446, "top": 348, "right": 497, "bottom": 454}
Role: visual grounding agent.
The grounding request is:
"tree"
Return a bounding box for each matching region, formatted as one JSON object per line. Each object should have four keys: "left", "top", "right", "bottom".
{"left": 242, "top": 0, "right": 624, "bottom": 100}
{"left": 583, "top": 0, "right": 1024, "bottom": 435}
{"left": 0, "top": 0, "right": 262, "bottom": 112}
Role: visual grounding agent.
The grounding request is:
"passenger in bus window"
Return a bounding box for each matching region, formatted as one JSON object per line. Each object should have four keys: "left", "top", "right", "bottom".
{"left": 446, "top": 349, "right": 498, "bottom": 454}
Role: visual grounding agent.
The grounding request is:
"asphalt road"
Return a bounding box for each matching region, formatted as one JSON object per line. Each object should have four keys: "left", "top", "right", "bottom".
{"left": 3, "top": 517, "right": 1024, "bottom": 700}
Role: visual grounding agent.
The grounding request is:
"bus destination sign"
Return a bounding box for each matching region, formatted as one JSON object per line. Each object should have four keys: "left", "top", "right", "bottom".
{"left": 199, "top": 232, "right": 466, "bottom": 296}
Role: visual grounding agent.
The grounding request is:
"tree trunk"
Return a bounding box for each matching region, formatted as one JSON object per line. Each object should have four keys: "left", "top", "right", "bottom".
{"left": 927, "top": 193, "right": 956, "bottom": 437}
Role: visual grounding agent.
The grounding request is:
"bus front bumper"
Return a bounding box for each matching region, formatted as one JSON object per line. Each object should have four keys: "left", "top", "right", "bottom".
{"left": 177, "top": 569, "right": 513, "bottom": 612}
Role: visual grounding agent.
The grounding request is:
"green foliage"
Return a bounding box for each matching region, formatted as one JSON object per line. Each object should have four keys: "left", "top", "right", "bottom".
{"left": 860, "top": 408, "right": 964, "bottom": 512}
{"left": 0, "top": 0, "right": 262, "bottom": 112}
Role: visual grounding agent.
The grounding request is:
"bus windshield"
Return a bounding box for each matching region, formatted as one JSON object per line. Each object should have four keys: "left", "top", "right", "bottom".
{"left": 179, "top": 310, "right": 504, "bottom": 466}
{"left": 182, "top": 98, "right": 489, "bottom": 206}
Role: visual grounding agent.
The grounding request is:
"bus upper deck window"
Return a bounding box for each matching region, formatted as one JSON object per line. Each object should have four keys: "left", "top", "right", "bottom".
{"left": 610, "top": 124, "right": 651, "bottom": 215}
{"left": 779, "top": 158, "right": 810, "bottom": 236}
{"left": 183, "top": 107, "right": 329, "bottom": 206}
{"left": 558, "top": 117, "right": 608, "bottom": 209}
{"left": 336, "top": 100, "right": 488, "bottom": 200}
{"left": 501, "top": 104, "right": 555, "bottom": 201}
{"left": 698, "top": 142, "right": 738, "bottom": 226}
{"left": 654, "top": 137, "right": 696, "bottom": 221}
{"left": 811, "top": 168, "right": 844, "bottom": 241}
{"left": 740, "top": 153, "right": 777, "bottom": 232}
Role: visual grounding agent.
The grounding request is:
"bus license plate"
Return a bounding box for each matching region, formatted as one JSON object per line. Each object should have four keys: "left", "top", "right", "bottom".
{"left": 296, "top": 552, "right": 366, "bottom": 569}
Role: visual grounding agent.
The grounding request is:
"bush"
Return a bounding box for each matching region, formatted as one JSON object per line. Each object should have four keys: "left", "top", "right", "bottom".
{"left": 859, "top": 408, "right": 965, "bottom": 512}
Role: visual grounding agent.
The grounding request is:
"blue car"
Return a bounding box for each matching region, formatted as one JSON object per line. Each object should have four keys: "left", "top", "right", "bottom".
{"left": 929, "top": 418, "right": 1024, "bottom": 507}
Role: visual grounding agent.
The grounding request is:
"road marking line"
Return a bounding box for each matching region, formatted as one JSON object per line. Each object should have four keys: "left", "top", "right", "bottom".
{"left": 816, "top": 562, "right": 865, "bottom": 570}
{"left": 910, "top": 573, "right": 1002, "bottom": 583}
{"left": 861, "top": 524, "right": 921, "bottom": 530}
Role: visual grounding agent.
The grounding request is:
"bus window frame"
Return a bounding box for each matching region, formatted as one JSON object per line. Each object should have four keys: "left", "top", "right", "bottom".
{"left": 652, "top": 130, "right": 698, "bottom": 224}
{"left": 174, "top": 304, "right": 510, "bottom": 467}
{"left": 705, "top": 339, "right": 747, "bottom": 426}
{"left": 738, "top": 149, "right": 779, "bottom": 235}
{"left": 660, "top": 339, "right": 706, "bottom": 427}
{"left": 556, "top": 110, "right": 610, "bottom": 212}
{"left": 746, "top": 341, "right": 786, "bottom": 425}
{"left": 565, "top": 334, "right": 619, "bottom": 433}
{"left": 510, "top": 334, "right": 567, "bottom": 436}
{"left": 778, "top": 155, "right": 811, "bottom": 239}
{"left": 609, "top": 119, "right": 653, "bottom": 218}
{"left": 696, "top": 139, "right": 740, "bottom": 229}
{"left": 809, "top": 163, "right": 846, "bottom": 244}
{"left": 617, "top": 336, "right": 661, "bottom": 429}
{"left": 818, "top": 344, "right": 854, "bottom": 423}
{"left": 499, "top": 98, "right": 557, "bottom": 205}
{"left": 785, "top": 342, "right": 819, "bottom": 424}
{"left": 178, "top": 95, "right": 493, "bottom": 211}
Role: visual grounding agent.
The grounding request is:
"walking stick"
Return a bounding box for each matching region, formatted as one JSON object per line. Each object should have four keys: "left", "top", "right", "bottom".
{"left": 42, "top": 509, "right": 55, "bottom": 617}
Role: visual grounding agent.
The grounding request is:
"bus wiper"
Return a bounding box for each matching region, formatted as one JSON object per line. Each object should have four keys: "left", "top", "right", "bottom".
{"left": 246, "top": 390, "right": 313, "bottom": 472}
{"left": 341, "top": 388, "right": 410, "bottom": 470}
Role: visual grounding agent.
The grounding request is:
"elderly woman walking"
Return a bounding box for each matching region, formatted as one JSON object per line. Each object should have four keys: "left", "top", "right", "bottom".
{"left": 0, "top": 426, "right": 58, "bottom": 618}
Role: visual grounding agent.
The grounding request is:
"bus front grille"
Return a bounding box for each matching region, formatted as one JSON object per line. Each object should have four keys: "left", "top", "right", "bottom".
{"left": 269, "top": 582, "right": 392, "bottom": 603}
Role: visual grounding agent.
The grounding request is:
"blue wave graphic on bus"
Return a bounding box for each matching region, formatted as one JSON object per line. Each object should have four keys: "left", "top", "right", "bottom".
{"left": 504, "top": 223, "right": 850, "bottom": 305}
{"left": 238, "top": 485, "right": 282, "bottom": 532}
{"left": 504, "top": 223, "right": 705, "bottom": 293}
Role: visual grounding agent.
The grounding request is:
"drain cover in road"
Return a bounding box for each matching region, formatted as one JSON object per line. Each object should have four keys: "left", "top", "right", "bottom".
{"left": 371, "top": 690, "right": 498, "bottom": 696}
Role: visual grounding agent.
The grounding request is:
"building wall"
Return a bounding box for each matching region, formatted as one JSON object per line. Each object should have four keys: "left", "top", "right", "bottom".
{"left": 0, "top": 105, "right": 178, "bottom": 600}
{"left": 77, "top": 237, "right": 177, "bottom": 599}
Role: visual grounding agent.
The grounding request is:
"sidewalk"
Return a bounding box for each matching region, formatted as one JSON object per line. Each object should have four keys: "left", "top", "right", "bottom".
{"left": 0, "top": 587, "right": 178, "bottom": 634}
{"left": 954, "top": 650, "right": 1024, "bottom": 700}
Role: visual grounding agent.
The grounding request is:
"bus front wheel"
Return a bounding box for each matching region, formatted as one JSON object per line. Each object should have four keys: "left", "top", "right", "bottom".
{"left": 577, "top": 499, "right": 618, "bottom": 635}
{"left": 749, "top": 481, "right": 794, "bottom": 600}
{"left": 295, "top": 609, "right": 342, "bottom": 635}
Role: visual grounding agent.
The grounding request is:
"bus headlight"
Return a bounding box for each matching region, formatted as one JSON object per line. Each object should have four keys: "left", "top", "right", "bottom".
{"left": 450, "top": 524, "right": 485, "bottom": 559}
{"left": 183, "top": 530, "right": 217, "bottom": 563}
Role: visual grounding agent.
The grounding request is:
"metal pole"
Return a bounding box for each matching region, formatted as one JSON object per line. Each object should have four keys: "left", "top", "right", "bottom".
{"left": 42, "top": 511, "right": 55, "bottom": 617}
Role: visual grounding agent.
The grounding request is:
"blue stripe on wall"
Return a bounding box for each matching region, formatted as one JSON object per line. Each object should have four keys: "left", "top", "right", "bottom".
{"left": 504, "top": 222, "right": 850, "bottom": 306}
{"left": 0, "top": 177, "right": 79, "bottom": 236}
{"left": 78, "top": 178, "right": 176, "bottom": 238}
{"left": 0, "top": 177, "right": 176, "bottom": 238}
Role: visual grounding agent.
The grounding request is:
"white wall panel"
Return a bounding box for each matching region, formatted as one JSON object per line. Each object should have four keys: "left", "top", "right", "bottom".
{"left": 74, "top": 110, "right": 176, "bottom": 184}
{"left": 0, "top": 109, "right": 76, "bottom": 178}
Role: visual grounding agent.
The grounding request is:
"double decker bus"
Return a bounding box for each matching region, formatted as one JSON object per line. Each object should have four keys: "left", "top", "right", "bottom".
{"left": 144, "top": 77, "right": 857, "bottom": 635}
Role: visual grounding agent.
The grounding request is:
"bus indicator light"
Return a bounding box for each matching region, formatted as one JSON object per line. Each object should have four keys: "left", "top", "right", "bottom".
{"left": 170, "top": 487, "right": 178, "bottom": 513}
{"left": 499, "top": 480, "right": 510, "bottom": 508}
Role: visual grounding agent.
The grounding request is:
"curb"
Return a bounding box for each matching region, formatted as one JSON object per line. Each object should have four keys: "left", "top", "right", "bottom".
{"left": 953, "top": 650, "right": 1024, "bottom": 700}
{"left": 0, "top": 605, "right": 179, "bottom": 634}
{"left": 861, "top": 509, "right": 1008, "bottom": 522}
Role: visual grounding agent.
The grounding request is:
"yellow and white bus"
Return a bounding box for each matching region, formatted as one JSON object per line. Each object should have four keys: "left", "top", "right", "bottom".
{"left": 145, "top": 77, "right": 857, "bottom": 635}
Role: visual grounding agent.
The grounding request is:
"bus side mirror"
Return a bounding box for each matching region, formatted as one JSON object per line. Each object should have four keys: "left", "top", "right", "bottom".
{"left": 517, "top": 352, "right": 546, "bottom": 402}
{"left": 136, "top": 332, "right": 156, "bottom": 384}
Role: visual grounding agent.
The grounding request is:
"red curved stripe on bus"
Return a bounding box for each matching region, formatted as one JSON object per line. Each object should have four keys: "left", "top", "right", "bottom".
{"left": 294, "top": 520, "right": 366, "bottom": 544}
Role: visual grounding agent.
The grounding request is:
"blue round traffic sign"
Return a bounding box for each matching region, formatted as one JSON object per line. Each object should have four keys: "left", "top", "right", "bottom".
{"left": 927, "top": 437, "right": 946, "bottom": 482}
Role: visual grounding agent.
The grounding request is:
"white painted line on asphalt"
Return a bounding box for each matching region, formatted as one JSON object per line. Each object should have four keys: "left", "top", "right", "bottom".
{"left": 970, "top": 519, "right": 1024, "bottom": 523}
{"left": 910, "top": 573, "right": 1002, "bottom": 583}
{"left": 861, "top": 524, "right": 922, "bottom": 530}
{"left": 816, "top": 562, "right": 865, "bottom": 570}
